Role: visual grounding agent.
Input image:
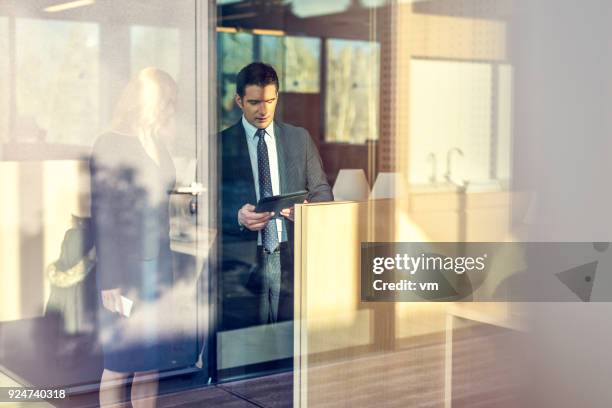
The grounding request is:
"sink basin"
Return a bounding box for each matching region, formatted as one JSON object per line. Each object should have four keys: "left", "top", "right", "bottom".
{"left": 408, "top": 180, "right": 506, "bottom": 194}
{"left": 464, "top": 180, "right": 505, "bottom": 193}
{"left": 407, "top": 182, "right": 464, "bottom": 194}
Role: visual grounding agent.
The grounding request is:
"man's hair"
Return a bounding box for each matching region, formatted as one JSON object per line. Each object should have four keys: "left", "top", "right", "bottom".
{"left": 236, "top": 62, "right": 279, "bottom": 98}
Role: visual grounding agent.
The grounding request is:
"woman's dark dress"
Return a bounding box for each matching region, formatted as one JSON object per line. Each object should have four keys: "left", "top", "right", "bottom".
{"left": 90, "top": 132, "right": 175, "bottom": 373}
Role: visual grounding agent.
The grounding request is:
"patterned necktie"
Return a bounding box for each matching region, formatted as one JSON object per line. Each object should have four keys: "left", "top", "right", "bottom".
{"left": 256, "top": 128, "right": 279, "bottom": 252}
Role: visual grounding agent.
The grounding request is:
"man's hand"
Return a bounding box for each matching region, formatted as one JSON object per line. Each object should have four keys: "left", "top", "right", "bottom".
{"left": 101, "top": 288, "right": 123, "bottom": 315}
{"left": 238, "top": 204, "right": 273, "bottom": 231}
{"left": 280, "top": 200, "right": 308, "bottom": 222}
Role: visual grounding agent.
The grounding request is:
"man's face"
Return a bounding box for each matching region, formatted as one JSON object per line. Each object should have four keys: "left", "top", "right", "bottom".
{"left": 236, "top": 84, "right": 278, "bottom": 129}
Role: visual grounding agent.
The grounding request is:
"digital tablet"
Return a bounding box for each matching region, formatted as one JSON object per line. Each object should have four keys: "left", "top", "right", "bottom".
{"left": 255, "top": 190, "right": 309, "bottom": 216}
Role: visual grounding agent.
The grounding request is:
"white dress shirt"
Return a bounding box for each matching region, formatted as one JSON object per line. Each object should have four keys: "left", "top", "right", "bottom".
{"left": 241, "top": 115, "right": 284, "bottom": 243}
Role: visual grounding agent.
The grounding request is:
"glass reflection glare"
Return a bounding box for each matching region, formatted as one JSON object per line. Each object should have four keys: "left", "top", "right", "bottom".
{"left": 16, "top": 18, "right": 99, "bottom": 145}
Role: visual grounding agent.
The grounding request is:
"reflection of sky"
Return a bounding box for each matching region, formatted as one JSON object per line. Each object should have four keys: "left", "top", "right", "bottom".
{"left": 217, "top": 0, "right": 389, "bottom": 17}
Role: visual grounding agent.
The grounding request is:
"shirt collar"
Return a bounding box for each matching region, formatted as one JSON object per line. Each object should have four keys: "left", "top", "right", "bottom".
{"left": 241, "top": 115, "right": 275, "bottom": 140}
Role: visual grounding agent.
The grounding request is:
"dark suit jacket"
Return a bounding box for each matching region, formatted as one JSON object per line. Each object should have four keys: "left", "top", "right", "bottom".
{"left": 217, "top": 120, "right": 333, "bottom": 320}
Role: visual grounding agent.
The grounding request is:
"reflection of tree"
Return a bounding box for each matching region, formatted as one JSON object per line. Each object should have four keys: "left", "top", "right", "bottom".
{"left": 284, "top": 37, "right": 320, "bottom": 92}
{"left": 262, "top": 36, "right": 320, "bottom": 92}
{"left": 326, "top": 41, "right": 379, "bottom": 143}
{"left": 219, "top": 33, "right": 322, "bottom": 129}
{"left": 221, "top": 33, "right": 254, "bottom": 74}
{"left": 219, "top": 33, "right": 253, "bottom": 129}
{"left": 261, "top": 36, "right": 284, "bottom": 81}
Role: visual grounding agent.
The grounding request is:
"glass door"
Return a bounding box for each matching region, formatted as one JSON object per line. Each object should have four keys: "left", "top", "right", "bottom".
{"left": 0, "top": 0, "right": 215, "bottom": 403}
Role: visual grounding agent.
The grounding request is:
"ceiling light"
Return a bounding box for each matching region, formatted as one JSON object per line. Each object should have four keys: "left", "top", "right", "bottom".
{"left": 44, "top": 0, "right": 95, "bottom": 13}
{"left": 252, "top": 29, "right": 285, "bottom": 36}
{"left": 217, "top": 27, "right": 238, "bottom": 33}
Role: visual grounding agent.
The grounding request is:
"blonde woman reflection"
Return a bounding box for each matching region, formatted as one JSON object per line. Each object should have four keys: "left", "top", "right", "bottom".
{"left": 90, "top": 68, "right": 177, "bottom": 407}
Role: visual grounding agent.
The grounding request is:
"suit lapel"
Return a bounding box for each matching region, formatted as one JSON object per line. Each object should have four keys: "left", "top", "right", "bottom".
{"left": 227, "top": 121, "right": 257, "bottom": 203}
{"left": 274, "top": 122, "right": 288, "bottom": 194}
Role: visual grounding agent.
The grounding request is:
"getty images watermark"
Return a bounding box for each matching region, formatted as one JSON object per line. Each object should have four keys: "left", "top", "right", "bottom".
{"left": 371, "top": 252, "right": 487, "bottom": 292}
{"left": 361, "top": 242, "right": 612, "bottom": 302}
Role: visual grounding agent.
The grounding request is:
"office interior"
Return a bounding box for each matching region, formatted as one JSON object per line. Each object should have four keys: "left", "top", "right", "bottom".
{"left": 1, "top": 0, "right": 612, "bottom": 407}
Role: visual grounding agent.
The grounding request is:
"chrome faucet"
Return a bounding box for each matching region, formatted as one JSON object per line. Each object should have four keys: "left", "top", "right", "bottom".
{"left": 444, "top": 147, "right": 468, "bottom": 189}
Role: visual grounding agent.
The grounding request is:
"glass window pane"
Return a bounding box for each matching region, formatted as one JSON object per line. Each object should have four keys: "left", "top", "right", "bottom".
{"left": 260, "top": 35, "right": 284, "bottom": 78}
{"left": 497, "top": 64, "right": 513, "bottom": 182}
{"left": 131, "top": 25, "right": 180, "bottom": 80}
{"left": 409, "top": 59, "right": 493, "bottom": 184}
{"left": 218, "top": 32, "right": 253, "bottom": 129}
{"left": 16, "top": 18, "right": 99, "bottom": 145}
{"left": 217, "top": 32, "right": 322, "bottom": 381}
{"left": 219, "top": 32, "right": 253, "bottom": 75}
{"left": 0, "top": 17, "right": 8, "bottom": 142}
{"left": 325, "top": 39, "right": 380, "bottom": 143}
{"left": 284, "top": 36, "right": 320, "bottom": 93}
{"left": 289, "top": 0, "right": 351, "bottom": 17}
{"left": 2, "top": 1, "right": 209, "bottom": 401}
{"left": 261, "top": 35, "right": 320, "bottom": 93}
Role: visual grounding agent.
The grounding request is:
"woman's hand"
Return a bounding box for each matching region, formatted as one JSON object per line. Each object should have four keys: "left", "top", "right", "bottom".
{"left": 101, "top": 288, "right": 123, "bottom": 315}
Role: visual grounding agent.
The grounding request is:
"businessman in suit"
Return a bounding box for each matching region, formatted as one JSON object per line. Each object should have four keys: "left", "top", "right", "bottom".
{"left": 218, "top": 62, "right": 333, "bottom": 325}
